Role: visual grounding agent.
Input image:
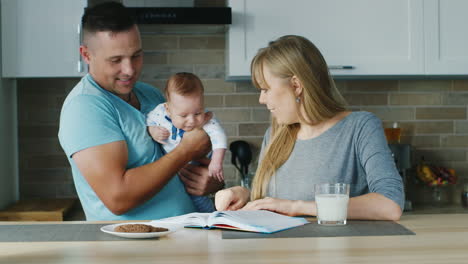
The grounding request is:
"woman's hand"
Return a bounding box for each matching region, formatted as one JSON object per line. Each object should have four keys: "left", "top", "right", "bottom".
{"left": 215, "top": 186, "right": 250, "bottom": 211}
{"left": 242, "top": 197, "right": 315, "bottom": 217}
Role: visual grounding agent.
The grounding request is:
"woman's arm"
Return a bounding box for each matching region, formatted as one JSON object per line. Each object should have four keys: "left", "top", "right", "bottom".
{"left": 240, "top": 192, "right": 401, "bottom": 220}
{"left": 347, "top": 193, "right": 402, "bottom": 220}
{"left": 356, "top": 114, "right": 405, "bottom": 214}
{"left": 241, "top": 197, "right": 316, "bottom": 217}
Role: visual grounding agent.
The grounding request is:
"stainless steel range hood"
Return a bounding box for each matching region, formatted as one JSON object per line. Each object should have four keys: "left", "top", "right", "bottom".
{"left": 121, "top": 0, "right": 231, "bottom": 24}
{"left": 127, "top": 7, "right": 231, "bottom": 24}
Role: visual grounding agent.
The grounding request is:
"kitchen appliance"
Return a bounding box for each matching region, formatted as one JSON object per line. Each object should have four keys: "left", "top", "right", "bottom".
{"left": 388, "top": 143, "right": 412, "bottom": 211}
{"left": 230, "top": 140, "right": 252, "bottom": 188}
{"left": 126, "top": 7, "right": 231, "bottom": 24}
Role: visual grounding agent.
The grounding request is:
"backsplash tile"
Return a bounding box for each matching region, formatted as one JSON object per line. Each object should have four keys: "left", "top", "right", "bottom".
{"left": 411, "top": 121, "right": 454, "bottom": 134}
{"left": 389, "top": 93, "right": 442, "bottom": 105}
{"left": 224, "top": 94, "right": 261, "bottom": 107}
{"left": 239, "top": 123, "right": 270, "bottom": 137}
{"left": 455, "top": 121, "right": 468, "bottom": 133}
{"left": 141, "top": 35, "right": 179, "bottom": 50}
{"left": 402, "top": 135, "right": 441, "bottom": 148}
{"left": 179, "top": 36, "right": 225, "bottom": 49}
{"left": 346, "top": 80, "right": 399, "bottom": 92}
{"left": 202, "top": 79, "right": 235, "bottom": 93}
{"left": 399, "top": 80, "right": 452, "bottom": 91}
{"left": 362, "top": 107, "right": 415, "bottom": 120}
{"left": 453, "top": 80, "right": 468, "bottom": 91}
{"left": 167, "top": 51, "right": 225, "bottom": 64}
{"left": 442, "top": 135, "right": 468, "bottom": 148}
{"left": 415, "top": 107, "right": 466, "bottom": 120}
{"left": 443, "top": 93, "right": 468, "bottom": 105}
{"left": 343, "top": 93, "right": 388, "bottom": 105}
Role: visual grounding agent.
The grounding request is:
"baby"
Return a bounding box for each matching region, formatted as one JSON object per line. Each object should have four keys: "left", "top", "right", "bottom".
{"left": 146, "top": 72, "right": 227, "bottom": 212}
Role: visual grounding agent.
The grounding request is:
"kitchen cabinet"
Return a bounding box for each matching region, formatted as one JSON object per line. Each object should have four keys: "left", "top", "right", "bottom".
{"left": 1, "top": 0, "right": 87, "bottom": 77}
{"left": 424, "top": 0, "right": 468, "bottom": 75}
{"left": 227, "top": 0, "right": 425, "bottom": 79}
{"left": 0, "top": 1, "right": 18, "bottom": 209}
{"left": 0, "top": 79, "right": 17, "bottom": 209}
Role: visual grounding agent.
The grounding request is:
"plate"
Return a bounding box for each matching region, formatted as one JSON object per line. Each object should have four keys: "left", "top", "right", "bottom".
{"left": 100, "top": 222, "right": 183, "bottom": 239}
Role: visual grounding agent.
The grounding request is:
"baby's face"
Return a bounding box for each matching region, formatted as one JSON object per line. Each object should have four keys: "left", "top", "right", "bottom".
{"left": 165, "top": 92, "right": 205, "bottom": 132}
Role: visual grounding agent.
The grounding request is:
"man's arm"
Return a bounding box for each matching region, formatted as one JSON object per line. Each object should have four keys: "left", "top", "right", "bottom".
{"left": 72, "top": 128, "right": 210, "bottom": 215}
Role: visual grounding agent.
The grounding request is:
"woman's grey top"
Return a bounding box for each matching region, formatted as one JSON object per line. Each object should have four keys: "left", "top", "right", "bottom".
{"left": 263, "top": 111, "right": 405, "bottom": 210}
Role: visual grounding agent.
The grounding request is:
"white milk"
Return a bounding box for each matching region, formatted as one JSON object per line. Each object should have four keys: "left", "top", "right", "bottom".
{"left": 315, "top": 194, "right": 349, "bottom": 222}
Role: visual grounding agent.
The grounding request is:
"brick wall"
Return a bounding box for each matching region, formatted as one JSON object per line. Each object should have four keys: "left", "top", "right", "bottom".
{"left": 17, "top": 26, "right": 468, "bottom": 206}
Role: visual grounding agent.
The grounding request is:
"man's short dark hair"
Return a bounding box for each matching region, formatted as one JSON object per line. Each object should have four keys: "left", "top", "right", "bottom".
{"left": 82, "top": 1, "right": 135, "bottom": 36}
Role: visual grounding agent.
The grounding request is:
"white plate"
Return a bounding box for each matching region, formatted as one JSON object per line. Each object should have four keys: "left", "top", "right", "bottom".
{"left": 100, "top": 222, "right": 183, "bottom": 239}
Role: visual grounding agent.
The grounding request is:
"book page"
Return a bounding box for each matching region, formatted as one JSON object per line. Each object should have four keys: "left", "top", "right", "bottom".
{"left": 207, "top": 210, "right": 309, "bottom": 233}
{"left": 152, "top": 212, "right": 211, "bottom": 227}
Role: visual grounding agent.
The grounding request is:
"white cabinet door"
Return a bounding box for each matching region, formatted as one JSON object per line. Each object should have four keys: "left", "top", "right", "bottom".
{"left": 1, "top": 0, "right": 86, "bottom": 77}
{"left": 424, "top": 0, "right": 468, "bottom": 75}
{"left": 227, "top": 0, "right": 424, "bottom": 79}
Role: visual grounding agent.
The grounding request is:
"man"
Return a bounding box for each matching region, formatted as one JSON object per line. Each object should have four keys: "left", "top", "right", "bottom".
{"left": 58, "top": 2, "right": 223, "bottom": 220}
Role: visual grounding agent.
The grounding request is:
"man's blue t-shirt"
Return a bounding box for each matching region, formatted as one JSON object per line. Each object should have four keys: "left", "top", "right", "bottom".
{"left": 58, "top": 74, "right": 196, "bottom": 220}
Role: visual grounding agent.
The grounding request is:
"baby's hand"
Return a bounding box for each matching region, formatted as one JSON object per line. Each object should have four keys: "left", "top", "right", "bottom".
{"left": 148, "top": 126, "right": 170, "bottom": 144}
{"left": 209, "top": 162, "right": 224, "bottom": 182}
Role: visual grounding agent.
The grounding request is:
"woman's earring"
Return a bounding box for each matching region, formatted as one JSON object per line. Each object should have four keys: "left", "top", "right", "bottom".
{"left": 296, "top": 97, "right": 301, "bottom": 103}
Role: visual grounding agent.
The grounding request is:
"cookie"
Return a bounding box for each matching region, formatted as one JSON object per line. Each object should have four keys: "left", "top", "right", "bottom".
{"left": 149, "top": 226, "right": 169, "bottom": 232}
{"left": 114, "top": 224, "right": 169, "bottom": 233}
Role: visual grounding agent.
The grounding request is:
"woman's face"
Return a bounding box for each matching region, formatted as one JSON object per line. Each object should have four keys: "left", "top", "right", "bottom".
{"left": 258, "top": 65, "right": 300, "bottom": 125}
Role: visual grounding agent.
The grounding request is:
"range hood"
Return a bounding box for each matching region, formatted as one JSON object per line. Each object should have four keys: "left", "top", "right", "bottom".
{"left": 127, "top": 7, "right": 231, "bottom": 24}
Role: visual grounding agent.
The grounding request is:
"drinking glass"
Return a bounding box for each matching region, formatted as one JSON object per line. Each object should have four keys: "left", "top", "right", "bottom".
{"left": 315, "top": 183, "right": 350, "bottom": 225}
{"left": 384, "top": 122, "right": 401, "bottom": 144}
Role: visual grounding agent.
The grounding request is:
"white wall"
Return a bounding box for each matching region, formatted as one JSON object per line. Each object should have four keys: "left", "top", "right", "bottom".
{"left": 0, "top": 2, "right": 18, "bottom": 209}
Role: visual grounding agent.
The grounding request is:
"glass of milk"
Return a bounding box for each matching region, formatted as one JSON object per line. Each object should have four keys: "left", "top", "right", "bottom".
{"left": 315, "top": 183, "right": 350, "bottom": 225}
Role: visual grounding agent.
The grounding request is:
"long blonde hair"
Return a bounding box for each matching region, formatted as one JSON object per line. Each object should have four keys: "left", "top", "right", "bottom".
{"left": 250, "top": 35, "right": 347, "bottom": 200}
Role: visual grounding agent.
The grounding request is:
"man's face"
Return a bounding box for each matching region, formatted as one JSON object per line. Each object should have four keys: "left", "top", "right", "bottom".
{"left": 80, "top": 25, "right": 143, "bottom": 96}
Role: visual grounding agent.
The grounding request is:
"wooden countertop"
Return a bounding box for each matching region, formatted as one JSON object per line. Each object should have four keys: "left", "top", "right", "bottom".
{"left": 0, "top": 214, "right": 467, "bottom": 264}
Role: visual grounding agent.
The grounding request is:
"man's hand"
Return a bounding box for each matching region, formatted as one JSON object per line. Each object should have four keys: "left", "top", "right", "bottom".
{"left": 148, "top": 126, "right": 170, "bottom": 144}
{"left": 178, "top": 128, "right": 211, "bottom": 161}
{"left": 179, "top": 158, "right": 224, "bottom": 196}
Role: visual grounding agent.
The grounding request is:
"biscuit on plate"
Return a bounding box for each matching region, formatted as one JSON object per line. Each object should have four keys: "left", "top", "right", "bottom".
{"left": 114, "top": 224, "right": 168, "bottom": 233}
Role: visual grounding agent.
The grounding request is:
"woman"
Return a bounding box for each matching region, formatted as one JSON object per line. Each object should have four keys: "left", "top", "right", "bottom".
{"left": 215, "top": 35, "right": 404, "bottom": 220}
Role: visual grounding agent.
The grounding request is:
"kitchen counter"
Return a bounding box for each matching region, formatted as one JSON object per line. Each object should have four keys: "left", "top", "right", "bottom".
{"left": 405, "top": 204, "right": 468, "bottom": 214}
{"left": 1, "top": 214, "right": 467, "bottom": 264}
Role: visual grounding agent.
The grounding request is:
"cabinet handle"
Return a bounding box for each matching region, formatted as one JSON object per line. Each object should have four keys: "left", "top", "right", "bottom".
{"left": 328, "top": 65, "right": 355, "bottom": 70}
{"left": 77, "top": 24, "right": 84, "bottom": 73}
{"left": 77, "top": 61, "right": 83, "bottom": 73}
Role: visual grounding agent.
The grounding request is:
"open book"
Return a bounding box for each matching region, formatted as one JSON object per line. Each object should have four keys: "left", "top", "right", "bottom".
{"left": 152, "top": 210, "right": 309, "bottom": 234}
